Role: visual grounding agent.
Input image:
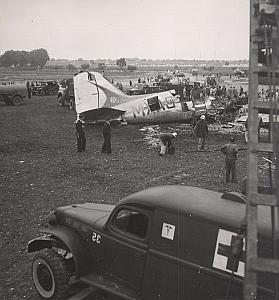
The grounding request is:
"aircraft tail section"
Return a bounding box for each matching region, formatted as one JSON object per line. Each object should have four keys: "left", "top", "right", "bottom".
{"left": 74, "top": 71, "right": 129, "bottom": 117}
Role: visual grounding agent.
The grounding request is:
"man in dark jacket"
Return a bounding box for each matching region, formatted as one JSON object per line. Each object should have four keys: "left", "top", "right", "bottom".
{"left": 101, "top": 120, "right": 112, "bottom": 154}
{"left": 194, "top": 115, "right": 208, "bottom": 150}
{"left": 75, "top": 118, "right": 86, "bottom": 152}
{"left": 158, "top": 132, "right": 177, "bottom": 156}
{"left": 221, "top": 137, "right": 239, "bottom": 182}
{"left": 190, "top": 109, "right": 198, "bottom": 138}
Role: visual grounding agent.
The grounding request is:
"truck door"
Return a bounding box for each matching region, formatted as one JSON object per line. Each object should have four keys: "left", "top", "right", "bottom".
{"left": 102, "top": 205, "right": 152, "bottom": 292}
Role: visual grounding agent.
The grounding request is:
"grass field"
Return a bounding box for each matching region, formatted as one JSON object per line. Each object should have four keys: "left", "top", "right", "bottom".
{"left": 0, "top": 71, "right": 249, "bottom": 299}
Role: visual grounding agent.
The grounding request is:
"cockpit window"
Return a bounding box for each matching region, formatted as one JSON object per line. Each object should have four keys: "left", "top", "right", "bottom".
{"left": 112, "top": 209, "right": 149, "bottom": 239}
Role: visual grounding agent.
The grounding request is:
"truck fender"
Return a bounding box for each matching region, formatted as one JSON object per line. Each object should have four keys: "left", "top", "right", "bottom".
{"left": 28, "top": 236, "right": 54, "bottom": 252}
{"left": 37, "top": 225, "right": 92, "bottom": 276}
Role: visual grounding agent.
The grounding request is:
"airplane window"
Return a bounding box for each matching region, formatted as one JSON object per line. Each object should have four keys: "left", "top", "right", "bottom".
{"left": 147, "top": 96, "right": 160, "bottom": 112}
{"left": 112, "top": 209, "right": 149, "bottom": 239}
{"left": 165, "top": 97, "right": 175, "bottom": 108}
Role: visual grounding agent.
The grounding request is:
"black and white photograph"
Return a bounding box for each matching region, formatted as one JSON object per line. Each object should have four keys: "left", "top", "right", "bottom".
{"left": 1, "top": 0, "right": 279, "bottom": 299}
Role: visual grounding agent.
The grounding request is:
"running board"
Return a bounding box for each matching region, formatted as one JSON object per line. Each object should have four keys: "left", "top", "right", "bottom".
{"left": 67, "top": 287, "right": 96, "bottom": 300}
{"left": 80, "top": 273, "right": 140, "bottom": 300}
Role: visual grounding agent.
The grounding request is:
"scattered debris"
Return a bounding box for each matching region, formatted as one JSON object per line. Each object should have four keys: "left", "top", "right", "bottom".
{"left": 138, "top": 126, "right": 161, "bottom": 148}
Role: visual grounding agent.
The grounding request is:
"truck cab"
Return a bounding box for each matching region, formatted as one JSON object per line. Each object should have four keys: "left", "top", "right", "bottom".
{"left": 28, "top": 185, "right": 274, "bottom": 300}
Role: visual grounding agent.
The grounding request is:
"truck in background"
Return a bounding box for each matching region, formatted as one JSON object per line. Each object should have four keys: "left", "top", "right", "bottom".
{"left": 0, "top": 81, "right": 29, "bottom": 105}
{"left": 57, "top": 78, "right": 75, "bottom": 110}
{"left": 31, "top": 81, "right": 59, "bottom": 96}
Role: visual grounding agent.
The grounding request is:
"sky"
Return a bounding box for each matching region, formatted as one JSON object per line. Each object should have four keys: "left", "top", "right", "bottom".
{"left": 0, "top": 0, "right": 250, "bottom": 60}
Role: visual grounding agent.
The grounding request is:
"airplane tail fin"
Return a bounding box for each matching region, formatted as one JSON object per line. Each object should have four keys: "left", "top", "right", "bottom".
{"left": 74, "top": 71, "right": 129, "bottom": 120}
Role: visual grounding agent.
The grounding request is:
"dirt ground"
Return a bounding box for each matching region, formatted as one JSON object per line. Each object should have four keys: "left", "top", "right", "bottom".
{"left": 0, "top": 90, "right": 248, "bottom": 299}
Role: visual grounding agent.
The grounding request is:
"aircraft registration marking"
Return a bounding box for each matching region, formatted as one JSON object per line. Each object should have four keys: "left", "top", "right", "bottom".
{"left": 213, "top": 229, "right": 245, "bottom": 277}
{"left": 161, "top": 223, "right": 175, "bottom": 240}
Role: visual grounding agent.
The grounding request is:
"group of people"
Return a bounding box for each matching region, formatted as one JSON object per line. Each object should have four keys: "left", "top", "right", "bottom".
{"left": 76, "top": 113, "right": 239, "bottom": 183}
{"left": 159, "top": 114, "right": 239, "bottom": 182}
{"left": 205, "top": 85, "right": 246, "bottom": 99}
{"left": 158, "top": 114, "right": 209, "bottom": 156}
{"left": 75, "top": 118, "right": 112, "bottom": 154}
{"left": 258, "top": 88, "right": 279, "bottom": 101}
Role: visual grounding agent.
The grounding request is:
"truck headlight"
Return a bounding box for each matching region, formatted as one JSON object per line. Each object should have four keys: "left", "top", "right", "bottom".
{"left": 42, "top": 212, "right": 57, "bottom": 228}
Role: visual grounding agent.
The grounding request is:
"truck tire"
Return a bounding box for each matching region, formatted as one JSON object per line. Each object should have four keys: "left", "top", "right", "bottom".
{"left": 12, "top": 95, "right": 23, "bottom": 106}
{"left": 32, "top": 249, "right": 70, "bottom": 300}
{"left": 69, "top": 98, "right": 75, "bottom": 110}
{"left": 3, "top": 96, "right": 12, "bottom": 105}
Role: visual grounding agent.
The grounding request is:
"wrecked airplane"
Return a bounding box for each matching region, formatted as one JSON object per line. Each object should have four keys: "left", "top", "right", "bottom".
{"left": 73, "top": 71, "right": 208, "bottom": 124}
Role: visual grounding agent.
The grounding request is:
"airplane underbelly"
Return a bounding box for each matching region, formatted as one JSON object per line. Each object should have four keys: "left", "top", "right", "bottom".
{"left": 126, "top": 110, "right": 192, "bottom": 124}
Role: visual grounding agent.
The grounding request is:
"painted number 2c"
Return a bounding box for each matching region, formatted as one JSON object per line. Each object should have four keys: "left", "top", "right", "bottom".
{"left": 92, "top": 232, "right": 101, "bottom": 244}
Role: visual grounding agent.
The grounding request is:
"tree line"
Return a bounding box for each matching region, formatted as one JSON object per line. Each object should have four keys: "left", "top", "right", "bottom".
{"left": 0, "top": 48, "right": 49, "bottom": 68}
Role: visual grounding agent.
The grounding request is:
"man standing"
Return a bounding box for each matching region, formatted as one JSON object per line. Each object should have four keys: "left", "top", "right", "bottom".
{"left": 75, "top": 118, "right": 86, "bottom": 152}
{"left": 101, "top": 120, "right": 112, "bottom": 154}
{"left": 190, "top": 109, "right": 198, "bottom": 138}
{"left": 194, "top": 115, "right": 208, "bottom": 150}
{"left": 158, "top": 132, "right": 177, "bottom": 156}
{"left": 221, "top": 137, "right": 239, "bottom": 182}
{"left": 26, "top": 81, "right": 32, "bottom": 99}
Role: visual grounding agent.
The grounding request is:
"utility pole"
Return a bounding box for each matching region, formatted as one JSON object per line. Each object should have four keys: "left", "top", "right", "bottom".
{"left": 244, "top": 1, "right": 279, "bottom": 299}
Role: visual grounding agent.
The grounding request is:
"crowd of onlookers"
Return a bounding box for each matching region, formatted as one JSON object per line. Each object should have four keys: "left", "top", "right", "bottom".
{"left": 205, "top": 85, "right": 247, "bottom": 99}
{"left": 110, "top": 70, "right": 278, "bottom": 103}
{"left": 258, "top": 88, "right": 279, "bottom": 101}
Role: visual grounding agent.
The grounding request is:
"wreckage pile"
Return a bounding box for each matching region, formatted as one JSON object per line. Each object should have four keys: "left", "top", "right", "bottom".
{"left": 137, "top": 96, "right": 251, "bottom": 145}
{"left": 208, "top": 96, "right": 248, "bottom": 124}
{"left": 208, "top": 96, "right": 249, "bottom": 134}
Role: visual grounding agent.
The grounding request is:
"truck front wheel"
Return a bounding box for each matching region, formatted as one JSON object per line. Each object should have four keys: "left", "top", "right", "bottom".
{"left": 32, "top": 249, "right": 70, "bottom": 300}
{"left": 69, "top": 98, "right": 75, "bottom": 110}
{"left": 12, "top": 95, "right": 24, "bottom": 106}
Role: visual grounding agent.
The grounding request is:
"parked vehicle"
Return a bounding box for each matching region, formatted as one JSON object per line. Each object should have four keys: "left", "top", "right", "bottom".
{"left": 31, "top": 81, "right": 59, "bottom": 96}
{"left": 57, "top": 78, "right": 75, "bottom": 109}
{"left": 45, "top": 81, "right": 59, "bottom": 95}
{"left": 0, "top": 81, "right": 28, "bottom": 105}
{"left": 28, "top": 185, "right": 273, "bottom": 300}
{"left": 191, "top": 84, "right": 207, "bottom": 116}
{"left": 126, "top": 83, "right": 149, "bottom": 95}
{"left": 204, "top": 76, "right": 217, "bottom": 87}
{"left": 31, "top": 81, "right": 47, "bottom": 96}
{"left": 191, "top": 68, "right": 198, "bottom": 76}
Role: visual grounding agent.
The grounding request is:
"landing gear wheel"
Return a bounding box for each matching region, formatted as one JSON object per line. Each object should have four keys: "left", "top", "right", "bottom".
{"left": 12, "top": 95, "right": 23, "bottom": 106}
{"left": 69, "top": 98, "right": 75, "bottom": 110}
{"left": 32, "top": 249, "right": 70, "bottom": 300}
